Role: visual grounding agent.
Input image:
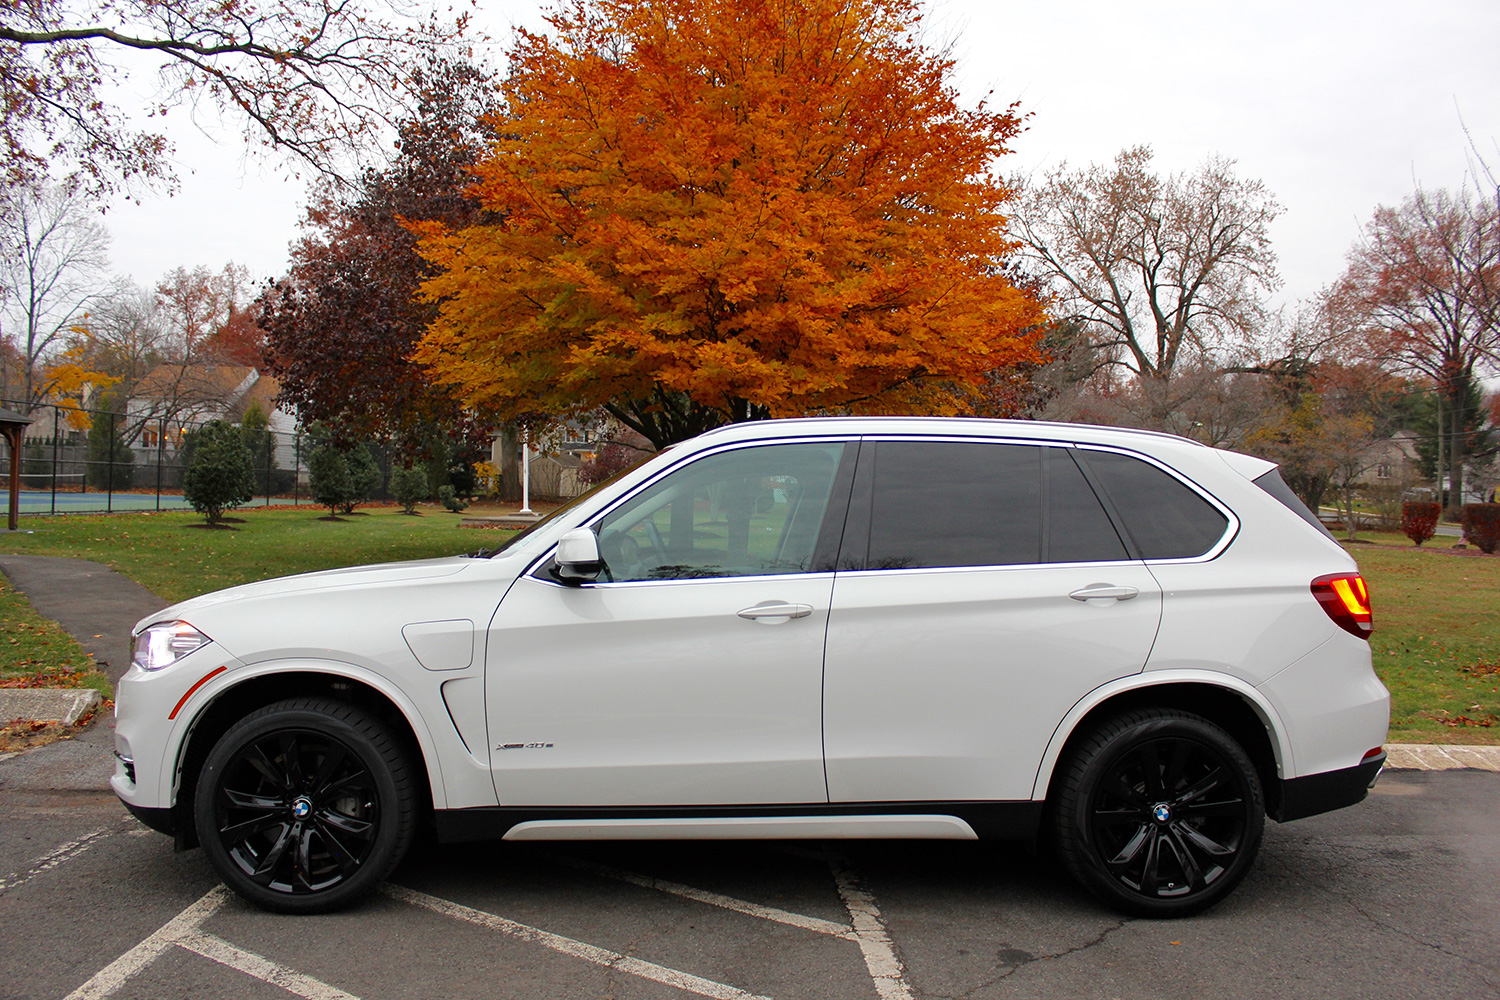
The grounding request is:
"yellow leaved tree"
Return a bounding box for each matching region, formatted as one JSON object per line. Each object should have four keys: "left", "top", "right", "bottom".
{"left": 413, "top": 0, "right": 1045, "bottom": 448}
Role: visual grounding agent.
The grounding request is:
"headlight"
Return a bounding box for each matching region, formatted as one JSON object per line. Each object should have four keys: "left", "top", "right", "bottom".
{"left": 132, "top": 621, "right": 212, "bottom": 672}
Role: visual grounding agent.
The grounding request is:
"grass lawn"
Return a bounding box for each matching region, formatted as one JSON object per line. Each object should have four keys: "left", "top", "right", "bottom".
{"left": 1342, "top": 532, "right": 1500, "bottom": 744}
{"left": 0, "top": 503, "right": 512, "bottom": 603}
{"left": 0, "top": 505, "right": 1495, "bottom": 745}
{"left": 0, "top": 577, "right": 110, "bottom": 698}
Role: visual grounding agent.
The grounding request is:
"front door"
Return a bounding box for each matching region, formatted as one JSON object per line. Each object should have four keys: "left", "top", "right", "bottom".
{"left": 484, "top": 439, "right": 851, "bottom": 807}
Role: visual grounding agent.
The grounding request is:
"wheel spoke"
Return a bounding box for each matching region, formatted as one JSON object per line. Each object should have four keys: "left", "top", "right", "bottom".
{"left": 315, "top": 806, "right": 374, "bottom": 839}
{"left": 251, "top": 822, "right": 295, "bottom": 884}
{"left": 317, "top": 767, "right": 370, "bottom": 799}
{"left": 312, "top": 819, "right": 363, "bottom": 875}
{"left": 310, "top": 744, "right": 349, "bottom": 798}
{"left": 1180, "top": 796, "right": 1245, "bottom": 818}
{"left": 1174, "top": 766, "right": 1225, "bottom": 806}
{"left": 222, "top": 788, "right": 286, "bottom": 812}
{"left": 1173, "top": 821, "right": 1237, "bottom": 857}
{"left": 1164, "top": 827, "right": 1206, "bottom": 890}
{"left": 279, "top": 733, "right": 307, "bottom": 789}
{"left": 248, "top": 744, "right": 287, "bottom": 790}
{"left": 1106, "top": 823, "right": 1151, "bottom": 866}
{"left": 1163, "top": 740, "right": 1190, "bottom": 795}
{"left": 220, "top": 812, "right": 288, "bottom": 843}
{"left": 1103, "top": 773, "right": 1147, "bottom": 808}
{"left": 1138, "top": 743, "right": 1165, "bottom": 799}
{"left": 1138, "top": 829, "right": 1163, "bottom": 894}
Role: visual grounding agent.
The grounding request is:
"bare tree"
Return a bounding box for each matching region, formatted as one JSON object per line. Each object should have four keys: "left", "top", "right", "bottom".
{"left": 0, "top": 181, "right": 108, "bottom": 409}
{"left": 1010, "top": 146, "right": 1283, "bottom": 422}
{"left": 1333, "top": 185, "right": 1500, "bottom": 514}
{"left": 0, "top": 0, "right": 474, "bottom": 196}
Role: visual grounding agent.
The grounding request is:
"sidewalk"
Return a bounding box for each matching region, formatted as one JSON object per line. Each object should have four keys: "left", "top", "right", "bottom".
{"left": 0, "top": 555, "right": 167, "bottom": 789}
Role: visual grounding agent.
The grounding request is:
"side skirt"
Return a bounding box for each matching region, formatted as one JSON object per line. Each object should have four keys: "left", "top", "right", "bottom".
{"left": 434, "top": 801, "right": 1045, "bottom": 843}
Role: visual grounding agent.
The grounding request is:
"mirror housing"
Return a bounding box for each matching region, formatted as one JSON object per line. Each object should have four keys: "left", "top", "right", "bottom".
{"left": 553, "top": 528, "right": 603, "bottom": 585}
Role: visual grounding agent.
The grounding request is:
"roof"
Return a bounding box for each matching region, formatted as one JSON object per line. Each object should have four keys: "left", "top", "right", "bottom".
{"left": 229, "top": 374, "right": 283, "bottom": 421}
{"left": 132, "top": 364, "right": 257, "bottom": 402}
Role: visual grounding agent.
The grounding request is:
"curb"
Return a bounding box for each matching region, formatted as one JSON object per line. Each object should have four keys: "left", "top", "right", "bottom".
{"left": 1384, "top": 743, "right": 1500, "bottom": 771}
{"left": 0, "top": 687, "right": 102, "bottom": 726}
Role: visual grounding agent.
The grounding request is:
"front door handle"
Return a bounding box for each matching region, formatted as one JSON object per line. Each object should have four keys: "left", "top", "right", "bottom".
{"left": 1068, "top": 584, "right": 1140, "bottom": 602}
{"left": 737, "top": 602, "right": 814, "bottom": 622}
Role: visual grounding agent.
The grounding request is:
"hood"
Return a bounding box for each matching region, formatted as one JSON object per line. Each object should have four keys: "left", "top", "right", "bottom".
{"left": 134, "top": 555, "right": 476, "bottom": 633}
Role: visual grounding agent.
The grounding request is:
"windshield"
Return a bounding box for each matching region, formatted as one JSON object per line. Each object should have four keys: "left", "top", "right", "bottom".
{"left": 487, "top": 449, "right": 662, "bottom": 556}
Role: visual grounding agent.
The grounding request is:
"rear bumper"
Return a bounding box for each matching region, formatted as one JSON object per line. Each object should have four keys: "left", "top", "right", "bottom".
{"left": 1271, "top": 751, "right": 1385, "bottom": 822}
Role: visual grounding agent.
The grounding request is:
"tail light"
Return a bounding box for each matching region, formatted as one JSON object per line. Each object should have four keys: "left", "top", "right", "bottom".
{"left": 1311, "top": 573, "right": 1373, "bottom": 639}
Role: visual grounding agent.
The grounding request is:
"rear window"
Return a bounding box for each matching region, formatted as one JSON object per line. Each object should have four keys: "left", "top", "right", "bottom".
{"left": 1252, "top": 468, "right": 1337, "bottom": 541}
{"left": 1078, "top": 450, "right": 1230, "bottom": 559}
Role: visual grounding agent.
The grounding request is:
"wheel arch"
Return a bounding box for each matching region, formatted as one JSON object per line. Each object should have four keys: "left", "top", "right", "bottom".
{"left": 1032, "top": 673, "right": 1293, "bottom": 819}
{"left": 168, "top": 661, "right": 443, "bottom": 848}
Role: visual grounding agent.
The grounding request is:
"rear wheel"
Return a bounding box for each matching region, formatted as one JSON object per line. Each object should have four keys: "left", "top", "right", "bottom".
{"left": 194, "top": 697, "right": 416, "bottom": 913}
{"left": 1053, "top": 709, "right": 1264, "bottom": 918}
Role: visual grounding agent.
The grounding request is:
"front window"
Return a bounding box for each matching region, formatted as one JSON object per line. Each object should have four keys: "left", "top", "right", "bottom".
{"left": 595, "top": 441, "right": 846, "bottom": 582}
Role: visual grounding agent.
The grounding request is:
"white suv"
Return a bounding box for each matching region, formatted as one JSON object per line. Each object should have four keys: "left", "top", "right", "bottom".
{"left": 113, "top": 418, "right": 1389, "bottom": 917}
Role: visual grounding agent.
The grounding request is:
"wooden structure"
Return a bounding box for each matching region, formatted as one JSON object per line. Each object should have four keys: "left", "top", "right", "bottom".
{"left": 0, "top": 406, "right": 32, "bottom": 531}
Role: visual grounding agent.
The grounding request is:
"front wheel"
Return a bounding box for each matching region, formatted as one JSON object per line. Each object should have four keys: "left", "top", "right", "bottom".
{"left": 194, "top": 697, "right": 416, "bottom": 913}
{"left": 1053, "top": 709, "right": 1265, "bottom": 918}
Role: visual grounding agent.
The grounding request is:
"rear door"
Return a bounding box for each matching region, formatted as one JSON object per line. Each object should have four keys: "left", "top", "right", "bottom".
{"left": 822, "top": 439, "right": 1163, "bottom": 802}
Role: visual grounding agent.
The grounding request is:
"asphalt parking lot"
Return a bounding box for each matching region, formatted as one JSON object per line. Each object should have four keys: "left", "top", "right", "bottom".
{"left": 2, "top": 739, "right": 1497, "bottom": 1000}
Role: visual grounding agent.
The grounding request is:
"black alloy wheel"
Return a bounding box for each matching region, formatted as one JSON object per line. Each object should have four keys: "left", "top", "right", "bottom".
{"left": 195, "top": 697, "right": 415, "bottom": 913}
{"left": 1054, "top": 709, "right": 1265, "bottom": 918}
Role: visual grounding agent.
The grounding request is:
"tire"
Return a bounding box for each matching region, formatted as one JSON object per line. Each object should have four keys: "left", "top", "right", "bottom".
{"left": 194, "top": 697, "right": 416, "bottom": 914}
{"left": 1053, "top": 709, "right": 1265, "bottom": 918}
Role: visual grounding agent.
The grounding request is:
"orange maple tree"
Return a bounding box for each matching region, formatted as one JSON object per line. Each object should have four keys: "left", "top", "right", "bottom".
{"left": 412, "top": 0, "right": 1044, "bottom": 447}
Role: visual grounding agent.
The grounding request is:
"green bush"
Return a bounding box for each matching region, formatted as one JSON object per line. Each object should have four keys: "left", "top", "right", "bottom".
{"left": 85, "top": 412, "right": 134, "bottom": 491}
{"left": 438, "top": 484, "right": 468, "bottom": 513}
{"left": 341, "top": 444, "right": 380, "bottom": 515}
{"left": 391, "top": 465, "right": 428, "bottom": 514}
{"left": 307, "top": 444, "right": 354, "bottom": 515}
{"left": 183, "top": 420, "right": 256, "bottom": 524}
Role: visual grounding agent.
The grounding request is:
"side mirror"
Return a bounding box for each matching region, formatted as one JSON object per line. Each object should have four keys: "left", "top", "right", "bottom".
{"left": 553, "top": 528, "right": 603, "bottom": 585}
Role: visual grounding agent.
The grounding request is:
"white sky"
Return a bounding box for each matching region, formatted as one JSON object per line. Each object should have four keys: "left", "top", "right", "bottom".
{"left": 103, "top": 0, "right": 1500, "bottom": 314}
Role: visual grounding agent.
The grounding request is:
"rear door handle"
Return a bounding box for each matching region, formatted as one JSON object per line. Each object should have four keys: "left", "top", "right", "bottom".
{"left": 1068, "top": 584, "right": 1140, "bottom": 602}
{"left": 737, "top": 602, "right": 814, "bottom": 622}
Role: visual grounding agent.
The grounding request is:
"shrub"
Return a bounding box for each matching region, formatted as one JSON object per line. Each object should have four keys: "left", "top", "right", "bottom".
{"left": 307, "top": 445, "right": 354, "bottom": 515}
{"left": 1461, "top": 504, "right": 1500, "bottom": 554}
{"left": 1401, "top": 501, "right": 1441, "bottom": 547}
{"left": 182, "top": 420, "right": 256, "bottom": 524}
{"left": 579, "top": 442, "right": 644, "bottom": 487}
{"left": 438, "top": 484, "right": 468, "bottom": 513}
{"left": 85, "top": 412, "right": 134, "bottom": 490}
{"left": 391, "top": 465, "right": 428, "bottom": 514}
{"left": 341, "top": 444, "right": 380, "bottom": 514}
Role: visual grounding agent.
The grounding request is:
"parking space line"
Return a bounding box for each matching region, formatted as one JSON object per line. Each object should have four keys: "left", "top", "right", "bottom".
{"left": 177, "top": 931, "right": 361, "bottom": 1000}
{"left": 829, "top": 859, "right": 913, "bottom": 1000}
{"left": 546, "top": 853, "right": 856, "bottom": 939}
{"left": 382, "top": 883, "right": 774, "bottom": 1000}
{"left": 63, "top": 885, "right": 230, "bottom": 1000}
{"left": 0, "top": 824, "right": 119, "bottom": 894}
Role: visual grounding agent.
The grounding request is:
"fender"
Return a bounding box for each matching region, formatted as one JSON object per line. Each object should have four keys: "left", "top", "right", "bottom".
{"left": 1028, "top": 668, "right": 1296, "bottom": 801}
{"left": 164, "top": 657, "right": 452, "bottom": 811}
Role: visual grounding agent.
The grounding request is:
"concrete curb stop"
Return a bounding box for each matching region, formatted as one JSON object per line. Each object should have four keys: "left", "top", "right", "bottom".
{"left": 0, "top": 687, "right": 102, "bottom": 726}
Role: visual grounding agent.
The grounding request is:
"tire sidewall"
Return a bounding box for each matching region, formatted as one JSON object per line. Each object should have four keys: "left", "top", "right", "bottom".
{"left": 195, "top": 700, "right": 410, "bottom": 914}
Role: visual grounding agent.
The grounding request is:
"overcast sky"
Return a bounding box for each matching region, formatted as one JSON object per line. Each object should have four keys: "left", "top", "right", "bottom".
{"left": 102, "top": 0, "right": 1500, "bottom": 315}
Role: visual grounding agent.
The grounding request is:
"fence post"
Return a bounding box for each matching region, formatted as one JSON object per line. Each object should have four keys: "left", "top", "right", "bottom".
{"left": 294, "top": 432, "right": 301, "bottom": 506}
{"left": 106, "top": 411, "right": 115, "bottom": 512}
{"left": 50, "top": 406, "right": 59, "bottom": 515}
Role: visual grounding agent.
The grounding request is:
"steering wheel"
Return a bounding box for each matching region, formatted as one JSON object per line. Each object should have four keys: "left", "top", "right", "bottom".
{"left": 644, "top": 519, "right": 668, "bottom": 562}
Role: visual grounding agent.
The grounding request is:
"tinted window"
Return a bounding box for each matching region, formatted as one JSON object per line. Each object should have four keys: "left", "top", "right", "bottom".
{"left": 1079, "top": 450, "right": 1229, "bottom": 559}
{"left": 1253, "top": 468, "right": 1337, "bottom": 541}
{"left": 596, "top": 442, "right": 845, "bottom": 581}
{"left": 1044, "top": 448, "right": 1129, "bottom": 562}
{"left": 867, "top": 442, "right": 1042, "bottom": 569}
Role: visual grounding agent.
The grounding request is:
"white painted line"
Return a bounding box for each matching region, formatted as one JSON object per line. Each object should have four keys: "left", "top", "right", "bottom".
{"left": 829, "top": 859, "right": 914, "bottom": 1000}
{"left": 63, "top": 885, "right": 231, "bottom": 1000}
{"left": 178, "top": 931, "right": 363, "bottom": 1000}
{"left": 382, "top": 883, "right": 773, "bottom": 1000}
{"left": 546, "top": 853, "right": 855, "bottom": 939}
{"left": 0, "top": 824, "right": 117, "bottom": 894}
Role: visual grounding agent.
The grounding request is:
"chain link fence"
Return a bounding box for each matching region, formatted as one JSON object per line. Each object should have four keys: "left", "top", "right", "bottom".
{"left": 1, "top": 398, "right": 315, "bottom": 515}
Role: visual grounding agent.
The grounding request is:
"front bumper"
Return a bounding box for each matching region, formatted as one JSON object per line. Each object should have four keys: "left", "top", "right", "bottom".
{"left": 1271, "top": 751, "right": 1385, "bottom": 822}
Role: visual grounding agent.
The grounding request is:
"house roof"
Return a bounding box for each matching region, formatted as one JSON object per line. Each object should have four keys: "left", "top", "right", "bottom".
{"left": 133, "top": 364, "right": 256, "bottom": 402}
{"left": 229, "top": 373, "right": 283, "bottom": 421}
